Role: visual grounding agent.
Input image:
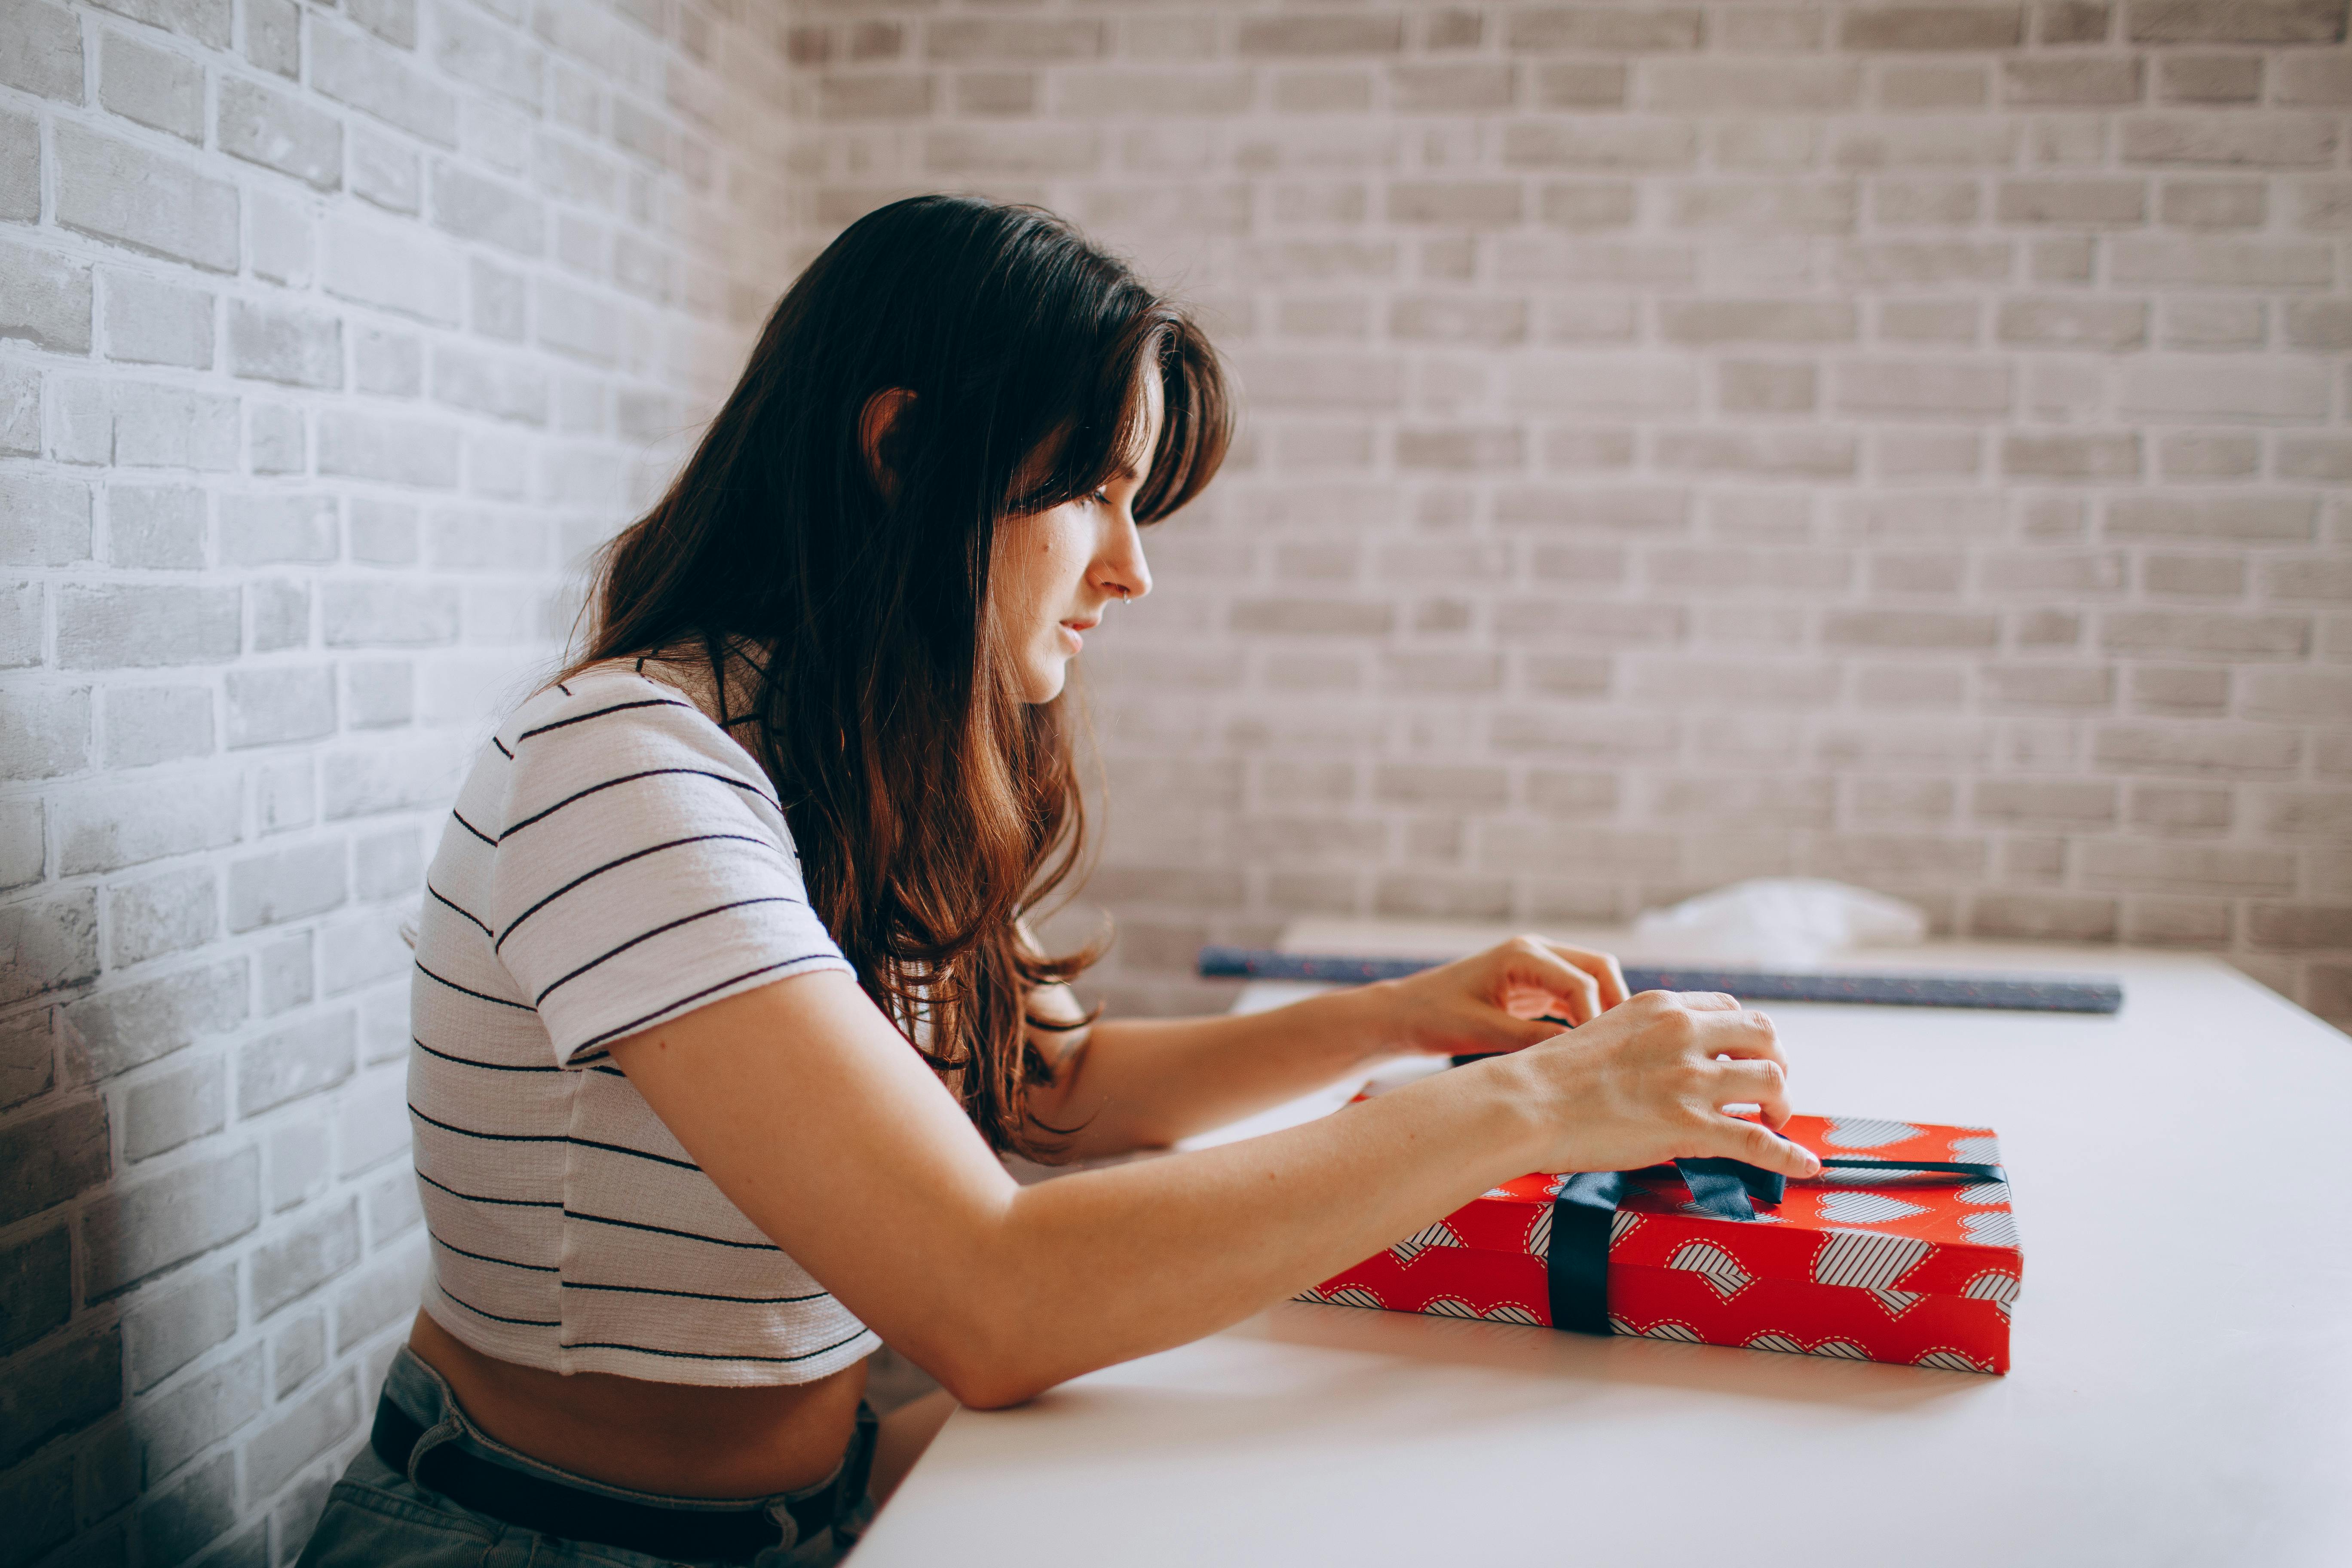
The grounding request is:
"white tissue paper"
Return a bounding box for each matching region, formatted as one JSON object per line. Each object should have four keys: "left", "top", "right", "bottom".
{"left": 1630, "top": 877, "right": 1927, "bottom": 969}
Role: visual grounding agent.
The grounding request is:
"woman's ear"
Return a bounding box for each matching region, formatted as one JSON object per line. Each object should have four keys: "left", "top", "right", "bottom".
{"left": 860, "top": 387, "right": 917, "bottom": 502}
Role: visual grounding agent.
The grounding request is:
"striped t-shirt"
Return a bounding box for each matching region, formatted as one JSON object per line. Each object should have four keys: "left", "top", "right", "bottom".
{"left": 407, "top": 651, "right": 879, "bottom": 1385}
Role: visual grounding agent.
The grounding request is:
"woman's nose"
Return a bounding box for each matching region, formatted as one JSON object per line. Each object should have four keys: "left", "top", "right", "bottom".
{"left": 1101, "top": 518, "right": 1152, "bottom": 603}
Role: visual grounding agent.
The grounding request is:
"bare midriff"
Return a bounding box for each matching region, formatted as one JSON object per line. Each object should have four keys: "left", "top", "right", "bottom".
{"left": 405, "top": 1311, "right": 869, "bottom": 1499}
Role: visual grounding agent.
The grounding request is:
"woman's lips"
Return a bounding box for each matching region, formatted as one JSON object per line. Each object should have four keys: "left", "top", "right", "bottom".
{"left": 1058, "top": 617, "right": 1098, "bottom": 655}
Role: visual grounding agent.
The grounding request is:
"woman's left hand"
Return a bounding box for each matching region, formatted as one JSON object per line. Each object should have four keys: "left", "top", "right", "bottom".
{"left": 1363, "top": 935, "right": 1630, "bottom": 1060}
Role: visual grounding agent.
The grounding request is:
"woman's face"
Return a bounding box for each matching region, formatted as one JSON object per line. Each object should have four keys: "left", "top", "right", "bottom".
{"left": 991, "top": 374, "right": 1162, "bottom": 704}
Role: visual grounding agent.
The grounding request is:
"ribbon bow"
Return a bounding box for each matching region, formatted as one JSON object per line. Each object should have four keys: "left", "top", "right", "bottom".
{"left": 1544, "top": 1147, "right": 2009, "bottom": 1336}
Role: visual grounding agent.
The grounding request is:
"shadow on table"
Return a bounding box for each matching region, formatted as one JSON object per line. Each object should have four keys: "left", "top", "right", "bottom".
{"left": 980, "top": 1100, "right": 2003, "bottom": 1475}
{"left": 1234, "top": 1300, "right": 1991, "bottom": 1412}
{"left": 943, "top": 1302, "right": 1995, "bottom": 1480}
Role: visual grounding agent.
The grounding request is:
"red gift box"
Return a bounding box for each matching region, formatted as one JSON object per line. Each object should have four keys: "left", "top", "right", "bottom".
{"left": 1298, "top": 1112, "right": 2022, "bottom": 1374}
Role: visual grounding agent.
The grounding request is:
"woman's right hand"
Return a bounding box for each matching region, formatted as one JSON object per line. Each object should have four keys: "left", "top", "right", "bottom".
{"left": 1481, "top": 989, "right": 1822, "bottom": 1181}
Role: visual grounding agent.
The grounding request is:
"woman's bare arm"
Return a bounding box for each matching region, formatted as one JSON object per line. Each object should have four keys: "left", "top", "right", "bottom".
{"left": 607, "top": 966, "right": 1816, "bottom": 1411}
{"left": 1017, "top": 986, "right": 1380, "bottom": 1160}
{"left": 1024, "top": 936, "right": 1635, "bottom": 1159}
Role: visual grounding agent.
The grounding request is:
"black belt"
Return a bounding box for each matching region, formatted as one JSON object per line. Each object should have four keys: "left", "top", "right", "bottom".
{"left": 371, "top": 1393, "right": 872, "bottom": 1565}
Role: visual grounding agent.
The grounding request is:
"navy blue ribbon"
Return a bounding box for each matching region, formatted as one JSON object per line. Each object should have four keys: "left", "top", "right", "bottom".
{"left": 1542, "top": 1153, "right": 2006, "bottom": 1335}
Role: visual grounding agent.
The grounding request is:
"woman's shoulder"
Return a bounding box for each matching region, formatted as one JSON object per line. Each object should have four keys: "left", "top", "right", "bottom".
{"left": 499, "top": 659, "right": 702, "bottom": 735}
{"left": 489, "top": 656, "right": 768, "bottom": 787}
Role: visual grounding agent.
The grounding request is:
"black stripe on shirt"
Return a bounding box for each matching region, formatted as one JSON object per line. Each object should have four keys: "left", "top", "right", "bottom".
{"left": 572, "top": 955, "right": 843, "bottom": 1053}
{"left": 561, "top": 1281, "right": 834, "bottom": 1306}
{"left": 568, "top": 1136, "right": 699, "bottom": 1172}
{"left": 438, "top": 1283, "right": 561, "bottom": 1329}
{"left": 563, "top": 1209, "right": 779, "bottom": 1252}
{"left": 531, "top": 896, "right": 805, "bottom": 1005}
{"left": 492, "top": 833, "right": 785, "bottom": 952}
{"left": 409, "top": 1104, "right": 567, "bottom": 1145}
{"left": 413, "top": 1038, "right": 560, "bottom": 1074}
{"left": 516, "top": 697, "right": 695, "bottom": 742}
{"left": 418, "top": 1170, "right": 562, "bottom": 1210}
{"left": 415, "top": 959, "right": 534, "bottom": 1012}
{"left": 426, "top": 882, "right": 493, "bottom": 938}
{"left": 501, "top": 768, "right": 781, "bottom": 840}
{"left": 450, "top": 808, "right": 498, "bottom": 848}
{"left": 559, "top": 1327, "right": 874, "bottom": 1366}
{"left": 492, "top": 735, "right": 514, "bottom": 760}
{"left": 412, "top": 1105, "right": 702, "bottom": 1174}
{"left": 431, "top": 1234, "right": 559, "bottom": 1274}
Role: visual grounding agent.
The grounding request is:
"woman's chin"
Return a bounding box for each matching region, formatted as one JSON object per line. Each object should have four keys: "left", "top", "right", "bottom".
{"left": 1020, "top": 656, "right": 1071, "bottom": 704}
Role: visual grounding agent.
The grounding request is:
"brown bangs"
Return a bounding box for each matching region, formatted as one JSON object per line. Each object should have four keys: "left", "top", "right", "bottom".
{"left": 1135, "top": 315, "right": 1230, "bottom": 522}
{"left": 1007, "top": 312, "right": 1231, "bottom": 527}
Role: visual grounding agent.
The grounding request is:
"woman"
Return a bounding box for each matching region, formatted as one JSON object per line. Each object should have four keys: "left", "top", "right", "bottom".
{"left": 299, "top": 196, "right": 1814, "bottom": 1568}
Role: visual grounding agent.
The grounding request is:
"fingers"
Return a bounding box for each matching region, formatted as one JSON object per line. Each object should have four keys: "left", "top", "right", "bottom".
{"left": 1709, "top": 1057, "right": 1792, "bottom": 1130}
{"left": 1688, "top": 1003, "right": 1786, "bottom": 1074}
{"left": 1616, "top": 991, "right": 1779, "bottom": 1071}
{"left": 1542, "top": 942, "right": 1628, "bottom": 1011}
{"left": 1491, "top": 939, "right": 1604, "bottom": 1026}
{"left": 1709, "top": 1115, "right": 1820, "bottom": 1179}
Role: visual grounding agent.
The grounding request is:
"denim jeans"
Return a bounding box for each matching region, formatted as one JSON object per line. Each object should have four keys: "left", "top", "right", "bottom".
{"left": 296, "top": 1348, "right": 876, "bottom": 1568}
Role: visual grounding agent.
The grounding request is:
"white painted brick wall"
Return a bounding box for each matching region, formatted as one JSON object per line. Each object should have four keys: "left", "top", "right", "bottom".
{"left": 0, "top": 1, "right": 798, "bottom": 1562}
{"left": 785, "top": 0, "right": 2352, "bottom": 1028}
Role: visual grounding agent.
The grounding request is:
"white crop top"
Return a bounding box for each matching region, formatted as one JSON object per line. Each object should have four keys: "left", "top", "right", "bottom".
{"left": 407, "top": 652, "right": 878, "bottom": 1385}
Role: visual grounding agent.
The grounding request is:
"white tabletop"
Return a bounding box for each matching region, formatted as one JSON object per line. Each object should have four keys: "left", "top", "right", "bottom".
{"left": 853, "top": 922, "right": 2352, "bottom": 1567}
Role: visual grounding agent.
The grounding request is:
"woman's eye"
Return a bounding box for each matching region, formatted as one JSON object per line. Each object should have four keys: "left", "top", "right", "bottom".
{"left": 1091, "top": 488, "right": 1112, "bottom": 507}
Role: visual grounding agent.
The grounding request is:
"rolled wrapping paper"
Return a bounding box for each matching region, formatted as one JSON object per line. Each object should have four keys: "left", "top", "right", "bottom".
{"left": 1197, "top": 945, "right": 2124, "bottom": 1014}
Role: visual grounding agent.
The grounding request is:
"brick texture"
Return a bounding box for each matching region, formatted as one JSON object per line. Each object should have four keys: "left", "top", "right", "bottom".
{"left": 0, "top": 1, "right": 801, "bottom": 1562}
{"left": 784, "top": 1, "right": 2352, "bottom": 1026}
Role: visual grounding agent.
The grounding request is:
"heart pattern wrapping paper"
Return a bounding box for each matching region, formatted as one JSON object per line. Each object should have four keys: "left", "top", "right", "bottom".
{"left": 1297, "top": 1113, "right": 2023, "bottom": 1374}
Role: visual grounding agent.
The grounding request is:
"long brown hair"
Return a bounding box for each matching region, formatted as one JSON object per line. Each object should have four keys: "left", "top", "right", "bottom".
{"left": 567, "top": 196, "right": 1231, "bottom": 1157}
